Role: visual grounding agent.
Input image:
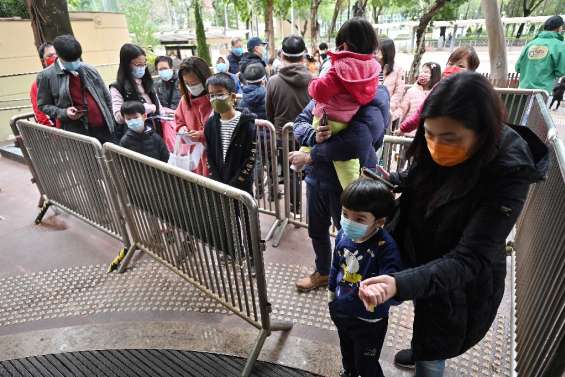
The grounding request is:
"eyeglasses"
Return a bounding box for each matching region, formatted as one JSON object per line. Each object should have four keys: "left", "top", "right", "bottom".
{"left": 209, "top": 93, "right": 230, "bottom": 100}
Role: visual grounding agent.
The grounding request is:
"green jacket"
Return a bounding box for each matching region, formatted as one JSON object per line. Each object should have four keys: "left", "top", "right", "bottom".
{"left": 516, "top": 31, "right": 565, "bottom": 93}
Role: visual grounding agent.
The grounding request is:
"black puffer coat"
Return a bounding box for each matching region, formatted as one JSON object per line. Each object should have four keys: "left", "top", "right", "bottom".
{"left": 388, "top": 124, "right": 548, "bottom": 361}
{"left": 119, "top": 128, "right": 170, "bottom": 163}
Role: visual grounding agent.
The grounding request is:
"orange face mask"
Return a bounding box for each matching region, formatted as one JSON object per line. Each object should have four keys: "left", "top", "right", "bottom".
{"left": 426, "top": 136, "right": 471, "bottom": 167}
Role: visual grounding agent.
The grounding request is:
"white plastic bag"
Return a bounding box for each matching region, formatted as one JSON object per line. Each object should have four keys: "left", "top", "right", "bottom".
{"left": 167, "top": 132, "right": 204, "bottom": 172}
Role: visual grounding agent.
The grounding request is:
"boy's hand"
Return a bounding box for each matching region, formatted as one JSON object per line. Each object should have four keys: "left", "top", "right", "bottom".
{"left": 315, "top": 125, "right": 332, "bottom": 143}
{"left": 359, "top": 275, "right": 397, "bottom": 310}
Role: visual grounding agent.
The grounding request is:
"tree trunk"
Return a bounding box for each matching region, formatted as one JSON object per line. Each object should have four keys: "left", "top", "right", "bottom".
{"left": 310, "top": 0, "right": 322, "bottom": 52}
{"left": 264, "top": 0, "right": 275, "bottom": 57}
{"left": 194, "top": 0, "right": 211, "bottom": 64}
{"left": 328, "top": 0, "right": 344, "bottom": 42}
{"left": 352, "top": 0, "right": 369, "bottom": 17}
{"left": 408, "top": 0, "right": 448, "bottom": 81}
{"left": 481, "top": 0, "right": 507, "bottom": 85}
{"left": 516, "top": 0, "right": 544, "bottom": 38}
{"left": 374, "top": 4, "right": 384, "bottom": 25}
{"left": 25, "top": 0, "right": 74, "bottom": 49}
{"left": 301, "top": 19, "right": 308, "bottom": 38}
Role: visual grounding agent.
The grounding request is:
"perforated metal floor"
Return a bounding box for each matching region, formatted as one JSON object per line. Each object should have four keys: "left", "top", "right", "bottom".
{"left": 0, "top": 259, "right": 512, "bottom": 376}
{"left": 0, "top": 349, "right": 321, "bottom": 376}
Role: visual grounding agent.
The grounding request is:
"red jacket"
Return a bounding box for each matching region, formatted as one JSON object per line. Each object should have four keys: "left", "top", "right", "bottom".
{"left": 30, "top": 80, "right": 54, "bottom": 127}
{"left": 308, "top": 51, "right": 380, "bottom": 122}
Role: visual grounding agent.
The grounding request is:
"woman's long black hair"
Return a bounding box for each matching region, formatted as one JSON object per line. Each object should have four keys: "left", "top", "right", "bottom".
{"left": 117, "top": 43, "right": 154, "bottom": 94}
{"left": 379, "top": 38, "right": 396, "bottom": 76}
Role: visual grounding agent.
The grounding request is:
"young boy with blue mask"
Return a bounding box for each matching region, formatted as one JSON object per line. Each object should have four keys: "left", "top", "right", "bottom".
{"left": 328, "top": 178, "right": 402, "bottom": 377}
{"left": 119, "top": 101, "right": 170, "bottom": 162}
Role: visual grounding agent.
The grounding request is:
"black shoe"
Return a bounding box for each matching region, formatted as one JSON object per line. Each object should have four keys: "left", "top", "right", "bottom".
{"left": 339, "top": 370, "right": 355, "bottom": 377}
{"left": 394, "top": 349, "right": 415, "bottom": 369}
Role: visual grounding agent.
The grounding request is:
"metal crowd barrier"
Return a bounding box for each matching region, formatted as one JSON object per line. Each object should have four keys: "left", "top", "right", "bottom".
{"left": 496, "top": 88, "right": 549, "bottom": 126}
{"left": 512, "top": 93, "right": 565, "bottom": 377}
{"left": 253, "top": 119, "right": 285, "bottom": 246}
{"left": 103, "top": 143, "right": 293, "bottom": 377}
{"left": 9, "top": 113, "right": 44, "bottom": 203}
{"left": 15, "top": 120, "right": 130, "bottom": 259}
{"left": 281, "top": 123, "right": 308, "bottom": 233}
{"left": 482, "top": 72, "right": 521, "bottom": 88}
{"left": 280, "top": 122, "right": 413, "bottom": 236}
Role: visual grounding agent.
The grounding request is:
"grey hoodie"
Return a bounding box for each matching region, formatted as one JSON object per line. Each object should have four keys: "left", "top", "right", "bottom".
{"left": 266, "top": 63, "right": 313, "bottom": 136}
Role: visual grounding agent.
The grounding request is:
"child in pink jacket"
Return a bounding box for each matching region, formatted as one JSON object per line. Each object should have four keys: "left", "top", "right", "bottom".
{"left": 397, "top": 62, "right": 441, "bottom": 136}
{"left": 400, "top": 47, "right": 480, "bottom": 134}
{"left": 306, "top": 49, "right": 381, "bottom": 189}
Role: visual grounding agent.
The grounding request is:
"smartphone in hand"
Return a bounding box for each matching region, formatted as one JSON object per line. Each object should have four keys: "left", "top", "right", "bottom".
{"left": 361, "top": 167, "right": 394, "bottom": 189}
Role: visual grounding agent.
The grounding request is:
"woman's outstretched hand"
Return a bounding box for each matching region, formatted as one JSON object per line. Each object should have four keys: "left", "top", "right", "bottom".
{"left": 359, "top": 275, "right": 397, "bottom": 311}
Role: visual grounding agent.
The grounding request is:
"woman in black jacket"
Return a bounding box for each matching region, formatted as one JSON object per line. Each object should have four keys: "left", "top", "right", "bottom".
{"left": 358, "top": 72, "right": 548, "bottom": 376}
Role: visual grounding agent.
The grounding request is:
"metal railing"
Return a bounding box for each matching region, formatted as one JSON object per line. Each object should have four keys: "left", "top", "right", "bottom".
{"left": 497, "top": 88, "right": 549, "bottom": 126}
{"left": 103, "top": 143, "right": 293, "bottom": 377}
{"left": 9, "top": 113, "right": 44, "bottom": 200}
{"left": 253, "top": 119, "right": 285, "bottom": 246}
{"left": 15, "top": 120, "right": 130, "bottom": 254}
{"left": 512, "top": 93, "right": 565, "bottom": 377}
{"left": 482, "top": 72, "right": 521, "bottom": 89}
{"left": 279, "top": 122, "right": 414, "bottom": 236}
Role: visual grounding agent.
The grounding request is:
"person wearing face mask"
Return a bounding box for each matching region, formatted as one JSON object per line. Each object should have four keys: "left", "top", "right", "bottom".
{"left": 358, "top": 73, "right": 549, "bottom": 374}
{"left": 396, "top": 62, "right": 441, "bottom": 137}
{"left": 36, "top": 35, "right": 115, "bottom": 143}
{"left": 399, "top": 46, "right": 480, "bottom": 136}
{"left": 516, "top": 15, "right": 565, "bottom": 93}
{"left": 328, "top": 178, "right": 401, "bottom": 377}
{"left": 227, "top": 37, "right": 245, "bottom": 75}
{"left": 153, "top": 55, "right": 181, "bottom": 113}
{"left": 119, "top": 101, "right": 169, "bottom": 162}
{"left": 238, "top": 37, "right": 268, "bottom": 82}
{"left": 375, "top": 39, "right": 405, "bottom": 124}
{"left": 174, "top": 57, "right": 213, "bottom": 176}
{"left": 110, "top": 43, "right": 162, "bottom": 143}
{"left": 30, "top": 42, "right": 58, "bottom": 126}
{"left": 215, "top": 56, "right": 241, "bottom": 93}
{"left": 203, "top": 73, "right": 257, "bottom": 195}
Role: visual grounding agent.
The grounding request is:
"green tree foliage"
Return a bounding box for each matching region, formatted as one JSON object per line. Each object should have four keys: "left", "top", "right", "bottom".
{"left": 119, "top": 0, "right": 158, "bottom": 47}
{"left": 194, "top": 0, "right": 212, "bottom": 64}
{"left": 0, "top": 0, "right": 29, "bottom": 18}
{"left": 434, "top": 0, "right": 468, "bottom": 20}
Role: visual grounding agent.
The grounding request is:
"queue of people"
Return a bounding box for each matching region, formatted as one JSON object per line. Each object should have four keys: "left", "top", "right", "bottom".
{"left": 29, "top": 15, "right": 555, "bottom": 377}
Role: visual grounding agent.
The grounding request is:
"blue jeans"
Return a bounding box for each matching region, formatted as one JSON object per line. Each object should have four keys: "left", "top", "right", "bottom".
{"left": 306, "top": 183, "right": 342, "bottom": 275}
{"left": 415, "top": 359, "right": 446, "bottom": 377}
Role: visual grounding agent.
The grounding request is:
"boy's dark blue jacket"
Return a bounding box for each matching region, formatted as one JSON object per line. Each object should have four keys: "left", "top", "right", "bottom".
{"left": 293, "top": 85, "right": 390, "bottom": 191}
{"left": 204, "top": 110, "right": 257, "bottom": 194}
{"left": 329, "top": 228, "right": 402, "bottom": 320}
{"left": 239, "top": 84, "right": 267, "bottom": 120}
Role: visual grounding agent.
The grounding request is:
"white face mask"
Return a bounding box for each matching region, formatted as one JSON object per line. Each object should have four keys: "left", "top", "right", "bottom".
{"left": 186, "top": 82, "right": 204, "bottom": 96}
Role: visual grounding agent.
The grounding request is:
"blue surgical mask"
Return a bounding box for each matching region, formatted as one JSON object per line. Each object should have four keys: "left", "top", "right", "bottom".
{"left": 126, "top": 118, "right": 145, "bottom": 133}
{"left": 132, "top": 65, "right": 146, "bottom": 79}
{"left": 340, "top": 215, "right": 369, "bottom": 241}
{"left": 216, "top": 63, "right": 228, "bottom": 73}
{"left": 62, "top": 59, "right": 81, "bottom": 72}
{"left": 158, "top": 69, "right": 174, "bottom": 81}
{"left": 233, "top": 47, "right": 244, "bottom": 56}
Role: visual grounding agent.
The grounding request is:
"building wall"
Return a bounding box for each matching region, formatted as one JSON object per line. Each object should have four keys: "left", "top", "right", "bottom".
{"left": 0, "top": 12, "right": 129, "bottom": 76}
{"left": 0, "top": 12, "right": 130, "bottom": 141}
